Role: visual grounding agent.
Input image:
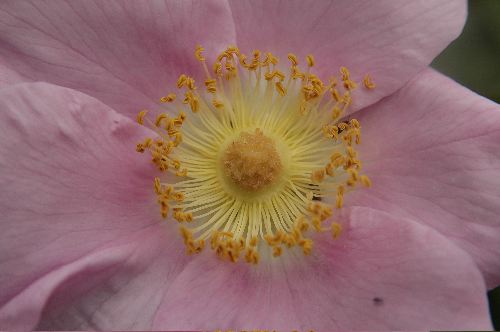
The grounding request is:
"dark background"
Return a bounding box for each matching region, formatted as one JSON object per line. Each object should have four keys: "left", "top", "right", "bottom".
{"left": 431, "top": 0, "right": 500, "bottom": 328}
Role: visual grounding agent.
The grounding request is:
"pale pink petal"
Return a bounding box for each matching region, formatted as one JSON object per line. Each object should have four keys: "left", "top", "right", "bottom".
{"left": 0, "top": 227, "right": 184, "bottom": 331}
{"left": 34, "top": 226, "right": 188, "bottom": 330}
{"left": 152, "top": 207, "right": 491, "bottom": 330}
{"left": 0, "top": 63, "right": 27, "bottom": 85}
{"left": 228, "top": 0, "right": 466, "bottom": 112}
{"left": 0, "top": 0, "right": 236, "bottom": 119}
{"left": 0, "top": 83, "right": 187, "bottom": 329}
{"left": 351, "top": 69, "right": 500, "bottom": 287}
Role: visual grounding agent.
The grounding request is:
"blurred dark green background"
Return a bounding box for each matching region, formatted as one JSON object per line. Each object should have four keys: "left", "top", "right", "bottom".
{"left": 431, "top": 0, "right": 500, "bottom": 329}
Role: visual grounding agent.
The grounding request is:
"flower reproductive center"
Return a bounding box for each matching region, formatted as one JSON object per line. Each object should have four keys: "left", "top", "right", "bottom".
{"left": 136, "top": 45, "right": 375, "bottom": 264}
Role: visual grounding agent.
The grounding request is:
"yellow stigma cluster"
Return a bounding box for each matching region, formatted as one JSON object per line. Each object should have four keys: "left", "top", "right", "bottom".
{"left": 136, "top": 45, "right": 374, "bottom": 264}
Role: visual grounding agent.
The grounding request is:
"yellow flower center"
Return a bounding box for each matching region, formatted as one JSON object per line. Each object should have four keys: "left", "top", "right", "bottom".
{"left": 222, "top": 129, "right": 283, "bottom": 192}
{"left": 135, "top": 45, "right": 375, "bottom": 264}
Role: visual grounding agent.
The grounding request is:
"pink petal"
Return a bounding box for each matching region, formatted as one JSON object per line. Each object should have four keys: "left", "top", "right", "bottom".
{"left": 0, "top": 0, "right": 236, "bottom": 119}
{"left": 228, "top": 0, "right": 466, "bottom": 112}
{"left": 0, "top": 83, "right": 187, "bottom": 329}
{"left": 351, "top": 68, "right": 500, "bottom": 287}
{"left": 35, "top": 226, "right": 188, "bottom": 330}
{"left": 152, "top": 207, "right": 491, "bottom": 330}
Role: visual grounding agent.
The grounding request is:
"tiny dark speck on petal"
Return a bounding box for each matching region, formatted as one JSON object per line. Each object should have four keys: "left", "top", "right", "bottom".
{"left": 373, "top": 297, "right": 384, "bottom": 306}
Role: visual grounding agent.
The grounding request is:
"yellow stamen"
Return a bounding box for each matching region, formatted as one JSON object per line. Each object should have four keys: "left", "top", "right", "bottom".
{"left": 331, "top": 222, "right": 342, "bottom": 239}
{"left": 363, "top": 74, "right": 376, "bottom": 89}
{"left": 136, "top": 110, "right": 148, "bottom": 125}
{"left": 306, "top": 54, "right": 315, "bottom": 67}
{"left": 160, "top": 93, "right": 176, "bottom": 103}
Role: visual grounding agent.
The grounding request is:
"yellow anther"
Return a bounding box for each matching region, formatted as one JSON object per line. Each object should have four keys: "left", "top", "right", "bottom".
{"left": 291, "top": 66, "right": 304, "bottom": 80}
{"left": 177, "top": 74, "right": 187, "bottom": 88}
{"left": 311, "top": 169, "right": 325, "bottom": 183}
{"left": 245, "top": 248, "right": 259, "bottom": 264}
{"left": 185, "top": 77, "right": 196, "bottom": 90}
{"left": 210, "top": 232, "right": 220, "bottom": 249}
{"left": 180, "top": 226, "right": 192, "bottom": 241}
{"left": 300, "top": 238, "right": 313, "bottom": 255}
{"left": 295, "top": 216, "right": 310, "bottom": 232}
{"left": 155, "top": 113, "right": 168, "bottom": 127}
{"left": 173, "top": 132, "right": 182, "bottom": 146}
{"left": 275, "top": 71, "right": 286, "bottom": 81}
{"left": 264, "top": 70, "right": 285, "bottom": 82}
{"left": 330, "top": 152, "right": 342, "bottom": 162}
{"left": 306, "top": 54, "right": 315, "bottom": 67}
{"left": 275, "top": 81, "right": 286, "bottom": 96}
{"left": 136, "top": 143, "right": 145, "bottom": 153}
{"left": 160, "top": 204, "right": 169, "bottom": 218}
{"left": 136, "top": 110, "right": 148, "bottom": 125}
{"left": 325, "top": 162, "right": 335, "bottom": 176}
{"left": 143, "top": 138, "right": 153, "bottom": 148}
{"left": 312, "top": 217, "right": 322, "bottom": 232}
{"left": 336, "top": 192, "right": 344, "bottom": 209}
{"left": 346, "top": 146, "right": 357, "bottom": 159}
{"left": 172, "top": 159, "right": 181, "bottom": 169}
{"left": 349, "top": 119, "right": 360, "bottom": 128}
{"left": 195, "top": 45, "right": 205, "bottom": 61}
{"left": 213, "top": 62, "right": 223, "bottom": 77}
{"left": 331, "top": 222, "right": 342, "bottom": 239}
{"left": 183, "top": 91, "right": 199, "bottom": 113}
{"left": 249, "top": 236, "right": 258, "bottom": 247}
{"left": 353, "top": 129, "right": 361, "bottom": 144}
{"left": 227, "top": 249, "right": 239, "bottom": 263}
{"left": 171, "top": 191, "right": 185, "bottom": 202}
{"left": 174, "top": 209, "right": 193, "bottom": 223}
{"left": 331, "top": 88, "right": 341, "bottom": 102}
{"left": 212, "top": 98, "right": 224, "bottom": 109}
{"left": 172, "top": 113, "right": 186, "bottom": 127}
{"left": 347, "top": 168, "right": 359, "bottom": 185}
{"left": 226, "top": 45, "right": 240, "bottom": 56}
{"left": 287, "top": 53, "right": 298, "bottom": 66}
{"left": 343, "top": 79, "right": 357, "bottom": 91}
{"left": 261, "top": 52, "right": 278, "bottom": 66}
{"left": 338, "top": 122, "right": 348, "bottom": 132}
{"left": 264, "top": 231, "right": 283, "bottom": 246}
{"left": 363, "top": 74, "right": 376, "bottom": 89}
{"left": 272, "top": 246, "right": 282, "bottom": 257}
{"left": 340, "top": 66, "right": 350, "bottom": 80}
{"left": 252, "top": 49, "right": 261, "bottom": 60}
{"left": 193, "top": 239, "right": 205, "bottom": 253}
{"left": 322, "top": 125, "right": 338, "bottom": 140}
{"left": 267, "top": 52, "right": 278, "bottom": 65}
{"left": 330, "top": 106, "right": 342, "bottom": 120}
{"left": 154, "top": 177, "right": 162, "bottom": 195}
{"left": 205, "top": 79, "right": 217, "bottom": 93}
{"left": 160, "top": 93, "right": 176, "bottom": 103}
{"left": 360, "top": 175, "right": 372, "bottom": 187}
{"left": 307, "top": 202, "right": 320, "bottom": 214}
{"left": 176, "top": 168, "right": 187, "bottom": 177}
{"left": 282, "top": 234, "right": 296, "bottom": 248}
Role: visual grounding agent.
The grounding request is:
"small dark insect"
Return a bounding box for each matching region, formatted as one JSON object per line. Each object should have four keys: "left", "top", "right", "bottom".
{"left": 308, "top": 183, "right": 322, "bottom": 201}
{"left": 337, "top": 120, "right": 350, "bottom": 134}
{"left": 373, "top": 297, "right": 384, "bottom": 306}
